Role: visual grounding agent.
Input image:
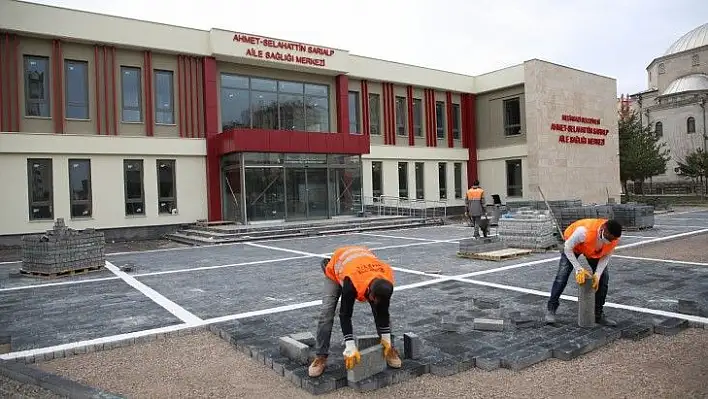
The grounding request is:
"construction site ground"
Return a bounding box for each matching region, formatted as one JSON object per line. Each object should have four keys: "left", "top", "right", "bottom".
{"left": 0, "top": 207, "right": 707, "bottom": 398}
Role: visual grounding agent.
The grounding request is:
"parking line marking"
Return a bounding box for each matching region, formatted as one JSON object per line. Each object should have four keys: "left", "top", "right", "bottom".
{"left": 613, "top": 255, "right": 708, "bottom": 267}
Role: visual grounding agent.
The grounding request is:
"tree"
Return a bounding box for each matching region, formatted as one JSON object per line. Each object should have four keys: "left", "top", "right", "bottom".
{"left": 618, "top": 105, "right": 671, "bottom": 194}
{"left": 676, "top": 148, "right": 708, "bottom": 196}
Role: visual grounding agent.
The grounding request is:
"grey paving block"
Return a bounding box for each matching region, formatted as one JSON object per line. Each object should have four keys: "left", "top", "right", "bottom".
{"left": 347, "top": 344, "right": 387, "bottom": 383}
{"left": 678, "top": 299, "right": 704, "bottom": 316}
{"left": 356, "top": 334, "right": 380, "bottom": 350}
{"left": 290, "top": 332, "right": 316, "bottom": 347}
{"left": 473, "top": 318, "right": 504, "bottom": 331}
{"left": 501, "top": 347, "right": 551, "bottom": 371}
{"left": 403, "top": 332, "right": 422, "bottom": 360}
{"left": 577, "top": 279, "right": 595, "bottom": 327}
{"left": 475, "top": 297, "right": 500, "bottom": 309}
{"left": 301, "top": 374, "right": 337, "bottom": 395}
{"left": 441, "top": 316, "right": 461, "bottom": 332}
{"left": 475, "top": 354, "right": 501, "bottom": 371}
{"left": 429, "top": 359, "right": 460, "bottom": 377}
{"left": 279, "top": 337, "right": 310, "bottom": 365}
{"left": 653, "top": 318, "right": 689, "bottom": 335}
{"left": 620, "top": 324, "right": 654, "bottom": 341}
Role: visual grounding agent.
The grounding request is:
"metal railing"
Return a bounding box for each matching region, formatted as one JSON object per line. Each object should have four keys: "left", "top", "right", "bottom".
{"left": 351, "top": 195, "right": 448, "bottom": 222}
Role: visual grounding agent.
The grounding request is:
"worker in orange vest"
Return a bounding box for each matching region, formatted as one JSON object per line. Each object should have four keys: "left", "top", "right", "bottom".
{"left": 465, "top": 180, "right": 487, "bottom": 238}
{"left": 545, "top": 218, "right": 623, "bottom": 326}
{"left": 308, "top": 246, "right": 402, "bottom": 378}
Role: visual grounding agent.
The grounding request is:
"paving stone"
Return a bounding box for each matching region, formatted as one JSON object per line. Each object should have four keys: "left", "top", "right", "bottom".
{"left": 501, "top": 347, "right": 551, "bottom": 371}
{"left": 473, "top": 318, "right": 505, "bottom": 331}
{"left": 301, "top": 374, "right": 337, "bottom": 395}
{"left": 279, "top": 337, "right": 310, "bottom": 365}
{"left": 441, "top": 316, "right": 461, "bottom": 332}
{"left": 678, "top": 299, "right": 704, "bottom": 316}
{"left": 620, "top": 324, "right": 654, "bottom": 341}
{"left": 653, "top": 317, "right": 689, "bottom": 335}
{"left": 403, "top": 332, "right": 422, "bottom": 359}
{"left": 552, "top": 335, "right": 595, "bottom": 361}
{"left": 356, "top": 334, "right": 380, "bottom": 349}
{"left": 474, "top": 353, "right": 501, "bottom": 371}
{"left": 429, "top": 359, "right": 460, "bottom": 377}
{"left": 577, "top": 278, "right": 596, "bottom": 327}
{"left": 282, "top": 362, "right": 304, "bottom": 388}
{"left": 290, "top": 332, "right": 316, "bottom": 347}
{"left": 347, "top": 344, "right": 387, "bottom": 383}
{"left": 475, "top": 297, "right": 500, "bottom": 309}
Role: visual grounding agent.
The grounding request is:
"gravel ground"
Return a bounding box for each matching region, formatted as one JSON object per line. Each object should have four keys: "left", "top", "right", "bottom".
{"left": 0, "top": 374, "right": 65, "bottom": 399}
{"left": 616, "top": 232, "right": 708, "bottom": 262}
{"left": 37, "top": 329, "right": 708, "bottom": 399}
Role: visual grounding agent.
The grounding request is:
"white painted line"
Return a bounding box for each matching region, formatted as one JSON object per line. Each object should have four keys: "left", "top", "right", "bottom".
{"left": 616, "top": 228, "right": 708, "bottom": 249}
{"left": 456, "top": 256, "right": 560, "bottom": 278}
{"left": 0, "top": 276, "right": 121, "bottom": 293}
{"left": 245, "top": 239, "right": 461, "bottom": 259}
{"left": 0, "top": 260, "right": 21, "bottom": 265}
{"left": 105, "top": 261, "right": 202, "bottom": 325}
{"left": 655, "top": 224, "right": 708, "bottom": 229}
{"left": 355, "top": 232, "right": 462, "bottom": 243}
{"left": 135, "top": 255, "right": 312, "bottom": 277}
{"left": 614, "top": 255, "right": 708, "bottom": 267}
{"left": 245, "top": 242, "right": 328, "bottom": 258}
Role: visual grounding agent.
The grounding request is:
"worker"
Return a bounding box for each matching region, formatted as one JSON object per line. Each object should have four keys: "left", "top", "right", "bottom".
{"left": 308, "top": 246, "right": 402, "bottom": 378}
{"left": 465, "top": 180, "right": 487, "bottom": 238}
{"left": 545, "top": 218, "right": 623, "bottom": 327}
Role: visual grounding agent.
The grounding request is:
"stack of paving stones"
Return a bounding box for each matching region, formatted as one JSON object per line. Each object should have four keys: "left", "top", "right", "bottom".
{"left": 505, "top": 199, "right": 582, "bottom": 216}
{"left": 457, "top": 236, "right": 507, "bottom": 255}
{"left": 497, "top": 210, "right": 559, "bottom": 250}
{"left": 557, "top": 205, "right": 616, "bottom": 232}
{"left": 610, "top": 204, "right": 655, "bottom": 230}
{"left": 21, "top": 218, "right": 106, "bottom": 276}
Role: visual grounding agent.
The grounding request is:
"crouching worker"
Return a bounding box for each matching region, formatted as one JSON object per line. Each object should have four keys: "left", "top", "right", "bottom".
{"left": 545, "top": 218, "right": 622, "bottom": 327}
{"left": 308, "top": 246, "right": 402, "bottom": 378}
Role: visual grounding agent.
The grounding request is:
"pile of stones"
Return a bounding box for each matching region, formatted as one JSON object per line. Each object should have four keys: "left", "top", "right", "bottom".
{"left": 557, "top": 205, "right": 615, "bottom": 232}
{"left": 611, "top": 204, "right": 655, "bottom": 230}
{"left": 497, "top": 210, "right": 559, "bottom": 250}
{"left": 506, "top": 199, "right": 582, "bottom": 216}
{"left": 21, "top": 218, "right": 105, "bottom": 276}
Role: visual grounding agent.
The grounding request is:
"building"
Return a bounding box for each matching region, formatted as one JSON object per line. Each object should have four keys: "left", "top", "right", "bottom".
{"left": 0, "top": 0, "right": 621, "bottom": 241}
{"left": 627, "top": 22, "right": 708, "bottom": 185}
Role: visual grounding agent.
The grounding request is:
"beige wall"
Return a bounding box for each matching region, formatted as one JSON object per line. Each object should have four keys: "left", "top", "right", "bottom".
{"left": 476, "top": 144, "right": 528, "bottom": 202}
{"left": 523, "top": 59, "right": 621, "bottom": 204}
{"left": 0, "top": 133, "right": 207, "bottom": 235}
{"left": 475, "top": 85, "right": 526, "bottom": 149}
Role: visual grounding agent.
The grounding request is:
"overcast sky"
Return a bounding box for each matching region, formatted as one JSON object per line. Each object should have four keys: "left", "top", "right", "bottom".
{"left": 26, "top": 0, "right": 708, "bottom": 95}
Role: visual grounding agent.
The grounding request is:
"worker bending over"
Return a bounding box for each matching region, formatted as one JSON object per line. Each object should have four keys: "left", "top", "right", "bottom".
{"left": 545, "top": 218, "right": 622, "bottom": 327}
{"left": 308, "top": 246, "right": 402, "bottom": 378}
{"left": 465, "top": 180, "right": 486, "bottom": 238}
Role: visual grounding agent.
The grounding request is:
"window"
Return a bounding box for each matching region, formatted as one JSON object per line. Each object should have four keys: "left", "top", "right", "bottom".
{"left": 372, "top": 161, "right": 383, "bottom": 198}
{"left": 68, "top": 159, "right": 92, "bottom": 218}
{"left": 655, "top": 121, "right": 663, "bottom": 137}
{"left": 64, "top": 60, "right": 89, "bottom": 119}
{"left": 415, "top": 162, "right": 424, "bottom": 200}
{"left": 692, "top": 54, "right": 700, "bottom": 67}
{"left": 348, "top": 91, "right": 360, "bottom": 134}
{"left": 687, "top": 117, "right": 696, "bottom": 134}
{"left": 454, "top": 162, "right": 462, "bottom": 199}
{"left": 452, "top": 103, "right": 461, "bottom": 140}
{"left": 154, "top": 70, "right": 174, "bottom": 124}
{"left": 506, "top": 159, "right": 523, "bottom": 197}
{"left": 220, "top": 74, "right": 330, "bottom": 132}
{"left": 503, "top": 98, "right": 521, "bottom": 136}
{"left": 395, "top": 96, "right": 407, "bottom": 136}
{"left": 368, "top": 93, "right": 380, "bottom": 135}
{"left": 157, "top": 160, "right": 177, "bottom": 214}
{"left": 438, "top": 162, "right": 447, "bottom": 199}
{"left": 121, "top": 66, "right": 142, "bottom": 122}
{"left": 24, "top": 56, "right": 50, "bottom": 117}
{"left": 124, "top": 160, "right": 145, "bottom": 215}
{"left": 398, "top": 162, "right": 409, "bottom": 199}
{"left": 413, "top": 98, "right": 423, "bottom": 137}
{"left": 658, "top": 63, "right": 665, "bottom": 74}
{"left": 436, "top": 101, "right": 445, "bottom": 139}
{"left": 27, "top": 159, "right": 53, "bottom": 220}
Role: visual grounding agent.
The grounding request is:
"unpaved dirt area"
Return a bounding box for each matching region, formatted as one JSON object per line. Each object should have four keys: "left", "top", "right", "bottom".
{"left": 616, "top": 232, "right": 708, "bottom": 263}
{"left": 39, "top": 329, "right": 708, "bottom": 399}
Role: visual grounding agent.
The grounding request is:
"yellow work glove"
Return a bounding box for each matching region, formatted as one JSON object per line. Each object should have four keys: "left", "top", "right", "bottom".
{"left": 343, "top": 341, "right": 360, "bottom": 370}
{"left": 591, "top": 273, "right": 600, "bottom": 291}
{"left": 380, "top": 333, "right": 394, "bottom": 358}
{"left": 574, "top": 268, "right": 592, "bottom": 285}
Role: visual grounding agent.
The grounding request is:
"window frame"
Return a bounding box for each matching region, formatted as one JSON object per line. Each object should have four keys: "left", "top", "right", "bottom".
{"left": 64, "top": 59, "right": 89, "bottom": 120}
{"left": 27, "top": 158, "right": 54, "bottom": 221}
{"left": 121, "top": 66, "right": 143, "bottom": 123}
{"left": 156, "top": 159, "right": 177, "bottom": 215}
{"left": 415, "top": 162, "right": 425, "bottom": 200}
{"left": 23, "top": 55, "right": 51, "bottom": 118}
{"left": 435, "top": 101, "right": 446, "bottom": 139}
{"left": 398, "top": 162, "right": 409, "bottom": 199}
{"left": 371, "top": 161, "right": 383, "bottom": 199}
{"left": 123, "top": 159, "right": 146, "bottom": 216}
{"left": 438, "top": 162, "right": 447, "bottom": 200}
{"left": 68, "top": 159, "right": 92, "bottom": 218}
{"left": 687, "top": 117, "right": 696, "bottom": 134}
{"left": 413, "top": 98, "right": 423, "bottom": 137}
{"left": 505, "top": 159, "right": 523, "bottom": 198}
{"left": 348, "top": 91, "right": 360, "bottom": 134}
{"left": 154, "top": 69, "right": 175, "bottom": 125}
{"left": 503, "top": 97, "right": 522, "bottom": 137}
{"left": 452, "top": 103, "right": 461, "bottom": 140}
{"left": 368, "top": 93, "right": 381, "bottom": 135}
{"left": 453, "top": 162, "right": 462, "bottom": 199}
{"left": 395, "top": 96, "right": 407, "bottom": 136}
{"left": 655, "top": 121, "right": 663, "bottom": 137}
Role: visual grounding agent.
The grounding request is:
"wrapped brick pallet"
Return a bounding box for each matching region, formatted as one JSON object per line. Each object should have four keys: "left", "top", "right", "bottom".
{"left": 610, "top": 204, "right": 655, "bottom": 230}
{"left": 497, "top": 210, "right": 560, "bottom": 250}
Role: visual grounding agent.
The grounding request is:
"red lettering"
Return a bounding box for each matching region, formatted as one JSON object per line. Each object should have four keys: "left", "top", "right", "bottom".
{"left": 233, "top": 34, "right": 260, "bottom": 45}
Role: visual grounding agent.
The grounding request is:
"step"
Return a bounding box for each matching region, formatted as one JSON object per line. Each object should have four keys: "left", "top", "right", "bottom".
{"left": 189, "top": 215, "right": 417, "bottom": 234}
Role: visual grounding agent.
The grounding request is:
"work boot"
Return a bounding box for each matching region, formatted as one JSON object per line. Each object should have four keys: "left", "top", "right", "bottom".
{"left": 384, "top": 347, "right": 402, "bottom": 368}
{"left": 596, "top": 314, "right": 617, "bottom": 327}
{"left": 545, "top": 309, "right": 557, "bottom": 324}
{"left": 308, "top": 355, "right": 327, "bottom": 377}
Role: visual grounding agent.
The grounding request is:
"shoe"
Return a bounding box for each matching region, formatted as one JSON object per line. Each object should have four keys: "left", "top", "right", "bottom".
{"left": 596, "top": 314, "right": 617, "bottom": 327}
{"left": 545, "top": 309, "right": 557, "bottom": 324}
{"left": 308, "top": 355, "right": 327, "bottom": 377}
{"left": 384, "top": 347, "right": 402, "bottom": 369}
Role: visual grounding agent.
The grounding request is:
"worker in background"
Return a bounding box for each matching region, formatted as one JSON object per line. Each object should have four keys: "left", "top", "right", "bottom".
{"left": 545, "top": 218, "right": 623, "bottom": 327}
{"left": 308, "top": 246, "right": 402, "bottom": 378}
{"left": 465, "top": 180, "right": 487, "bottom": 238}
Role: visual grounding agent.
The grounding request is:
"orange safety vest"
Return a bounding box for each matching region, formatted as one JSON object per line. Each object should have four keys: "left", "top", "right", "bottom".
{"left": 324, "top": 246, "right": 395, "bottom": 302}
{"left": 466, "top": 187, "right": 484, "bottom": 200}
{"left": 563, "top": 218, "right": 618, "bottom": 259}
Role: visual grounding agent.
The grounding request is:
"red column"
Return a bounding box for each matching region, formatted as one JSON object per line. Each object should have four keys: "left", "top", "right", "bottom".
{"left": 335, "top": 74, "right": 349, "bottom": 134}
{"left": 462, "top": 93, "right": 478, "bottom": 185}
{"left": 406, "top": 85, "right": 414, "bottom": 146}
{"left": 203, "top": 57, "right": 222, "bottom": 221}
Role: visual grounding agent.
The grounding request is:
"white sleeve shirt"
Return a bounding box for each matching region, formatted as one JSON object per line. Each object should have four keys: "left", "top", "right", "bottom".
{"left": 563, "top": 225, "right": 613, "bottom": 277}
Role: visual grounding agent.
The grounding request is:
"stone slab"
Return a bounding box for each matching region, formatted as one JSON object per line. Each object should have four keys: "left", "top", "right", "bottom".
{"left": 290, "top": 332, "right": 316, "bottom": 347}
{"left": 653, "top": 318, "right": 689, "bottom": 336}
{"left": 347, "top": 344, "right": 387, "bottom": 383}
{"left": 473, "top": 318, "right": 504, "bottom": 331}
{"left": 279, "top": 337, "right": 310, "bottom": 365}
{"left": 403, "top": 332, "right": 422, "bottom": 360}
{"left": 678, "top": 299, "right": 704, "bottom": 317}
{"left": 501, "top": 346, "right": 551, "bottom": 371}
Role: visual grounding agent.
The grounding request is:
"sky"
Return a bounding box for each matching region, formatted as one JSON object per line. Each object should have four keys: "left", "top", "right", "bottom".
{"left": 25, "top": 0, "right": 708, "bottom": 95}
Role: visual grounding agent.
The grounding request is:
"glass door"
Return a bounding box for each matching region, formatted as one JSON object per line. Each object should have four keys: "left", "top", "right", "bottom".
{"left": 244, "top": 167, "right": 285, "bottom": 221}
{"left": 285, "top": 168, "right": 307, "bottom": 220}
{"left": 222, "top": 168, "right": 243, "bottom": 223}
{"left": 306, "top": 168, "right": 329, "bottom": 219}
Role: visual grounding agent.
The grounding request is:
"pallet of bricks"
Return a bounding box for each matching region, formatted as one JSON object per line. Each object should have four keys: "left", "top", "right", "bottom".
{"left": 557, "top": 205, "right": 615, "bottom": 232}
{"left": 610, "top": 203, "right": 655, "bottom": 230}
{"left": 21, "top": 218, "right": 106, "bottom": 277}
{"left": 497, "top": 209, "right": 560, "bottom": 251}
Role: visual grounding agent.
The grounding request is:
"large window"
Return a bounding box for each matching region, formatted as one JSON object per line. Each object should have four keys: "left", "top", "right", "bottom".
{"left": 413, "top": 98, "right": 422, "bottom": 137}
{"left": 65, "top": 60, "right": 89, "bottom": 119}
{"left": 154, "top": 70, "right": 174, "bottom": 124}
{"left": 349, "top": 91, "right": 360, "bottom": 134}
{"left": 454, "top": 162, "right": 462, "bottom": 199}
{"left": 452, "top": 103, "right": 461, "bottom": 140}
{"left": 27, "top": 159, "right": 53, "bottom": 221}
{"left": 371, "top": 161, "right": 383, "bottom": 198}
{"left": 124, "top": 160, "right": 145, "bottom": 215}
{"left": 506, "top": 159, "right": 523, "bottom": 197}
{"left": 369, "top": 93, "right": 381, "bottom": 135}
{"left": 68, "top": 159, "right": 92, "bottom": 218}
{"left": 157, "top": 159, "right": 177, "bottom": 214}
{"left": 415, "top": 162, "right": 424, "bottom": 200}
{"left": 436, "top": 101, "right": 445, "bottom": 139}
{"left": 503, "top": 97, "right": 522, "bottom": 136}
{"left": 24, "top": 56, "right": 50, "bottom": 117}
{"left": 220, "top": 73, "right": 330, "bottom": 133}
{"left": 687, "top": 117, "right": 696, "bottom": 134}
{"left": 655, "top": 121, "right": 663, "bottom": 137}
{"left": 395, "top": 96, "right": 407, "bottom": 136}
{"left": 121, "top": 66, "right": 142, "bottom": 122}
{"left": 438, "top": 162, "right": 447, "bottom": 199}
{"left": 398, "top": 162, "right": 409, "bottom": 199}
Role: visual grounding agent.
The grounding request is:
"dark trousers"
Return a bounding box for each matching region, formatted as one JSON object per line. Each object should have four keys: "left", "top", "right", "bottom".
{"left": 547, "top": 251, "right": 609, "bottom": 318}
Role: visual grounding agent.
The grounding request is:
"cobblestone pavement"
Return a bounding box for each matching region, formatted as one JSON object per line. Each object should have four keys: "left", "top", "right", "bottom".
{"left": 0, "top": 209, "right": 706, "bottom": 395}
